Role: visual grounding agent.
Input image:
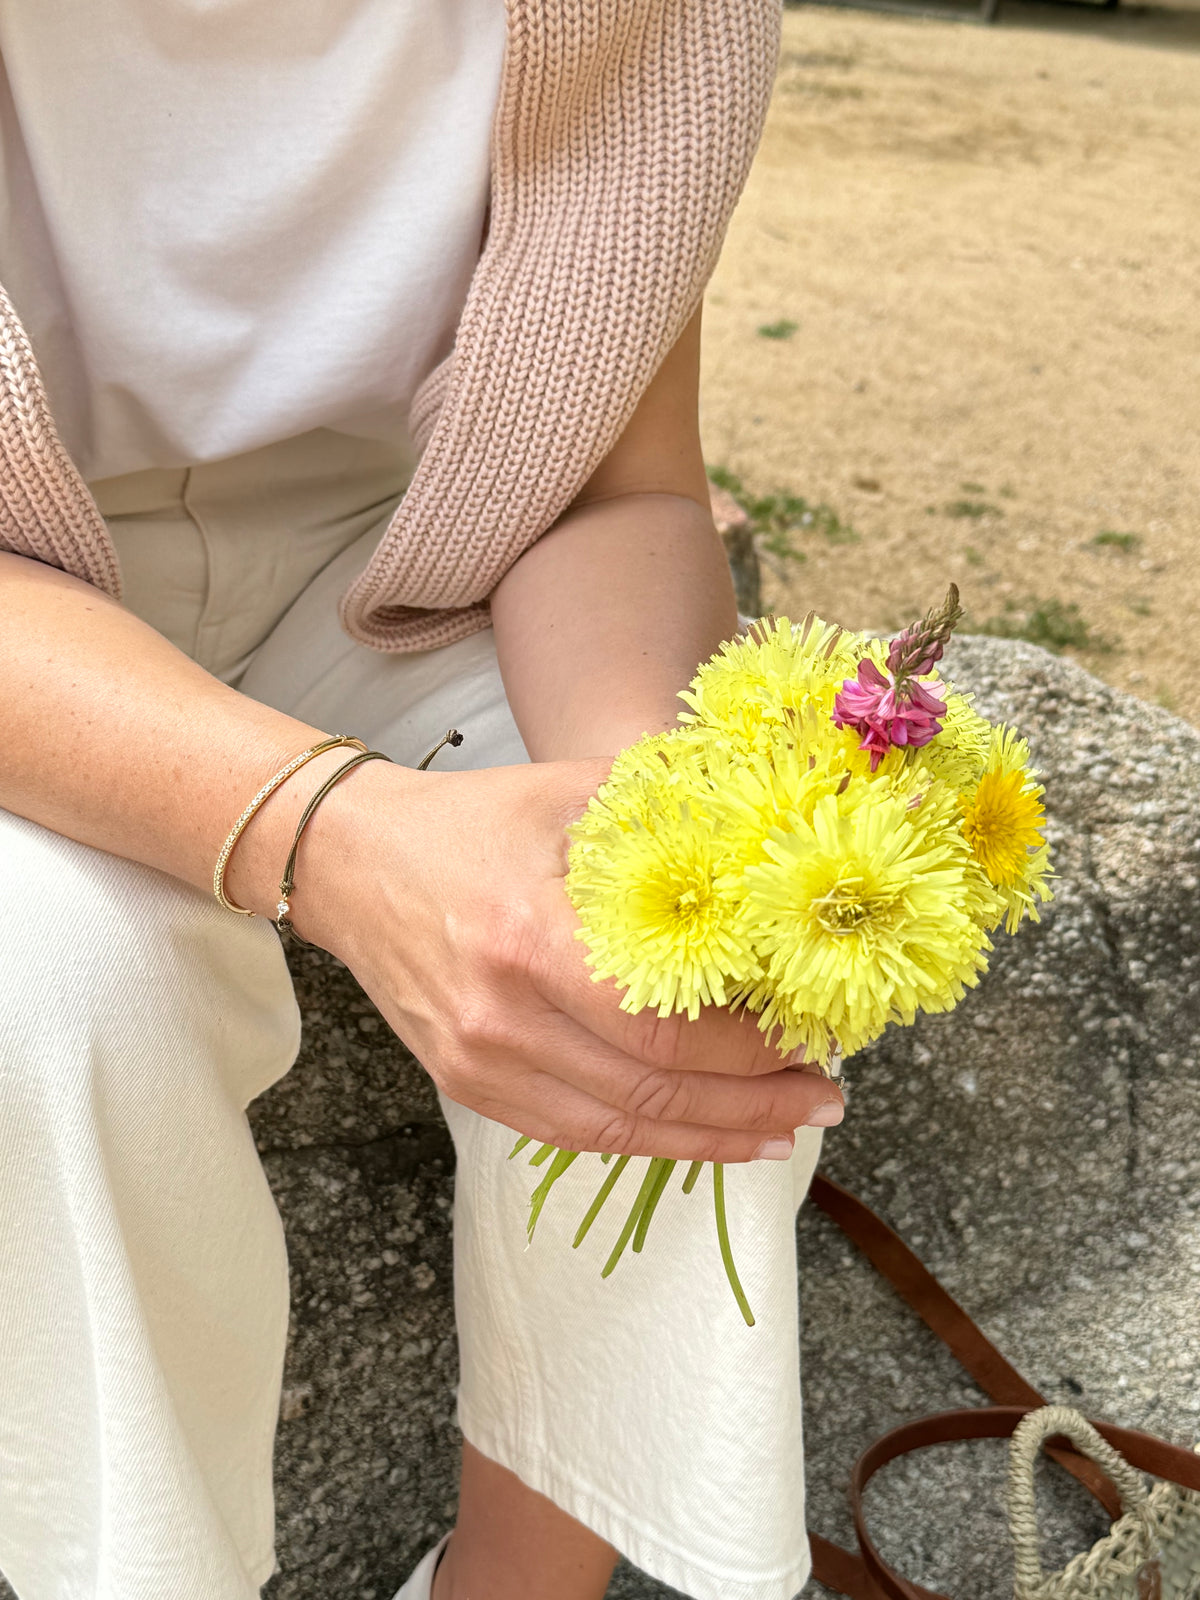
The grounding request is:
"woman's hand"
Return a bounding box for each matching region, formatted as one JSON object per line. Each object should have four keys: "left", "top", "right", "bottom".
{"left": 298, "top": 756, "right": 844, "bottom": 1165}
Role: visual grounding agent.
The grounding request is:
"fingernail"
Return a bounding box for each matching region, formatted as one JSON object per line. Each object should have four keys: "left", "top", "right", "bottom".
{"left": 784, "top": 1048, "right": 809, "bottom": 1068}
{"left": 754, "top": 1136, "right": 795, "bottom": 1161}
{"left": 805, "top": 1100, "right": 845, "bottom": 1128}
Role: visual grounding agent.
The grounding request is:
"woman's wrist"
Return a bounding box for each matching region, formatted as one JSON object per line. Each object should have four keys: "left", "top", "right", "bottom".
{"left": 265, "top": 754, "right": 428, "bottom": 958}
{"left": 490, "top": 490, "right": 737, "bottom": 764}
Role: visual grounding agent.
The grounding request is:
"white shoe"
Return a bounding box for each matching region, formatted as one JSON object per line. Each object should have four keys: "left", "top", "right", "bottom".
{"left": 392, "top": 1533, "right": 451, "bottom": 1600}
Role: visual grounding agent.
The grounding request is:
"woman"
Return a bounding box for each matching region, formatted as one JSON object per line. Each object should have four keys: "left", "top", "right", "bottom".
{"left": 0, "top": 4, "right": 843, "bottom": 1598}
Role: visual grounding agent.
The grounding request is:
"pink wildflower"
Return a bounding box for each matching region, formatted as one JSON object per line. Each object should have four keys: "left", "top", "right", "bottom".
{"left": 833, "top": 657, "right": 948, "bottom": 771}
{"left": 887, "top": 626, "right": 941, "bottom": 679}
{"left": 832, "top": 588, "right": 963, "bottom": 769}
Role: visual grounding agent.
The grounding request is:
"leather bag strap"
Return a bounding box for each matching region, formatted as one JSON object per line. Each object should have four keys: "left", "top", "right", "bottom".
{"left": 808, "top": 1175, "right": 1122, "bottom": 1513}
{"left": 804, "top": 1173, "right": 1200, "bottom": 1599}
{"left": 808, "top": 1175, "right": 1043, "bottom": 1408}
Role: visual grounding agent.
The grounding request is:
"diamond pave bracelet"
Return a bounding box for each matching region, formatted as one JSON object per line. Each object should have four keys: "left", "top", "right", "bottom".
{"left": 212, "top": 735, "right": 368, "bottom": 915}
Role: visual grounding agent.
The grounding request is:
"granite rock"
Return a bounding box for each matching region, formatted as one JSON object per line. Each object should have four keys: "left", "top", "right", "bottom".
{"left": 261, "top": 1131, "right": 459, "bottom": 1599}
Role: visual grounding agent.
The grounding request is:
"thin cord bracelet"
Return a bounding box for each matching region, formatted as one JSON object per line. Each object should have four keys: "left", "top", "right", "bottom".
{"left": 276, "top": 727, "right": 464, "bottom": 947}
{"left": 213, "top": 734, "right": 367, "bottom": 915}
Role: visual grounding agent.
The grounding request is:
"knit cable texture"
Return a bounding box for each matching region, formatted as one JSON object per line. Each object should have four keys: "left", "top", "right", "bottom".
{"left": 0, "top": 0, "right": 781, "bottom": 652}
{"left": 0, "top": 284, "right": 120, "bottom": 599}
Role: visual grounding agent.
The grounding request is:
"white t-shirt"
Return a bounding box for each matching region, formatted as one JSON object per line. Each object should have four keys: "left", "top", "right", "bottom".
{"left": 0, "top": 2, "right": 505, "bottom": 483}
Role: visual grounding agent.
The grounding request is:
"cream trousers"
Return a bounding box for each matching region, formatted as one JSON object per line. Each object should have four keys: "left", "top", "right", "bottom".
{"left": 0, "top": 432, "right": 820, "bottom": 1600}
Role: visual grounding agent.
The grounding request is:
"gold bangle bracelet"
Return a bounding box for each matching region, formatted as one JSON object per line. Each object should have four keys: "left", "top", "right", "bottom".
{"left": 213, "top": 735, "right": 368, "bottom": 915}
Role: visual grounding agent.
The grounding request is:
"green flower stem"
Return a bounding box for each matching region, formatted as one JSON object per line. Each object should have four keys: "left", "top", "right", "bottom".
{"left": 508, "top": 1135, "right": 533, "bottom": 1160}
{"left": 632, "top": 1159, "right": 677, "bottom": 1252}
{"left": 601, "top": 1160, "right": 666, "bottom": 1279}
{"left": 528, "top": 1143, "right": 556, "bottom": 1168}
{"left": 526, "top": 1149, "right": 579, "bottom": 1240}
{"left": 713, "top": 1165, "right": 756, "bottom": 1328}
{"left": 681, "top": 1160, "right": 704, "bottom": 1195}
{"left": 573, "top": 1154, "right": 632, "bottom": 1249}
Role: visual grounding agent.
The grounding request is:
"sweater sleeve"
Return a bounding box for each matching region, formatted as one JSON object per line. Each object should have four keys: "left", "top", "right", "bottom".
{"left": 0, "top": 283, "right": 120, "bottom": 598}
{"left": 338, "top": 0, "right": 783, "bottom": 654}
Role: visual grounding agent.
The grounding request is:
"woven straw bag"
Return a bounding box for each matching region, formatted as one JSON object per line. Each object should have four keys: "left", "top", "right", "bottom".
{"left": 1008, "top": 1407, "right": 1200, "bottom": 1600}
{"left": 805, "top": 1174, "right": 1200, "bottom": 1600}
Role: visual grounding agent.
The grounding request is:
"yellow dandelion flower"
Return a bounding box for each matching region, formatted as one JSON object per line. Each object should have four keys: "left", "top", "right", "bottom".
{"left": 680, "top": 614, "right": 860, "bottom": 750}
{"left": 570, "top": 729, "right": 711, "bottom": 844}
{"left": 702, "top": 732, "right": 893, "bottom": 942}
{"left": 963, "top": 771, "right": 1042, "bottom": 882}
{"left": 603, "top": 727, "right": 711, "bottom": 788}
{"left": 704, "top": 717, "right": 849, "bottom": 835}
{"left": 907, "top": 777, "right": 1007, "bottom": 932}
{"left": 960, "top": 726, "right": 1054, "bottom": 932}
{"left": 734, "top": 980, "right": 835, "bottom": 1066}
{"left": 738, "top": 784, "right": 992, "bottom": 1056}
{"left": 918, "top": 692, "right": 993, "bottom": 795}
{"left": 567, "top": 778, "right": 761, "bottom": 1021}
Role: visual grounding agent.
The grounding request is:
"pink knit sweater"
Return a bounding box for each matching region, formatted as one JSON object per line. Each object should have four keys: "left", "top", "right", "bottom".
{"left": 0, "top": 1, "right": 781, "bottom": 653}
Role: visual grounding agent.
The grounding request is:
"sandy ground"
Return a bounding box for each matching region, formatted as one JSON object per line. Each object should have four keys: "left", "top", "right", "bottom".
{"left": 701, "top": 0, "right": 1200, "bottom": 721}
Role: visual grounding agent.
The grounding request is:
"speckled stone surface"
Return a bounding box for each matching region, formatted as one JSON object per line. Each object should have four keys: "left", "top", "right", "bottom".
{"left": 4, "top": 639, "right": 1186, "bottom": 1600}
{"left": 252, "top": 637, "right": 1199, "bottom": 1600}
{"left": 260, "top": 1129, "right": 459, "bottom": 1598}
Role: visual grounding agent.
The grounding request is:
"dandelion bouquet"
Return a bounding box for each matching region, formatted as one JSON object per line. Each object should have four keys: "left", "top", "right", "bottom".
{"left": 511, "top": 588, "right": 1052, "bottom": 1323}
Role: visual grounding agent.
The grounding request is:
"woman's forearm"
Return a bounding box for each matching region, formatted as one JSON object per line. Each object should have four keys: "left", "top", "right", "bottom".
{"left": 2, "top": 552, "right": 836, "bottom": 1159}
{"left": 5, "top": 480, "right": 737, "bottom": 922}
{"left": 490, "top": 491, "right": 738, "bottom": 762}
{"left": 0, "top": 551, "right": 401, "bottom": 918}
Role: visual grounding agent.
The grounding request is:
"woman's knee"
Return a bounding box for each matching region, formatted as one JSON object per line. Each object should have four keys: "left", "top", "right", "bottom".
{"left": 0, "top": 808, "right": 300, "bottom": 1112}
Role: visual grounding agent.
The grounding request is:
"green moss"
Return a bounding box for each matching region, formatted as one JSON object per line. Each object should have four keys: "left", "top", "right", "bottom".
{"left": 972, "top": 597, "right": 1115, "bottom": 655}
{"left": 707, "top": 466, "right": 859, "bottom": 560}
{"left": 943, "top": 499, "right": 1004, "bottom": 521}
{"left": 756, "top": 319, "right": 799, "bottom": 341}
{"left": 1091, "top": 530, "right": 1142, "bottom": 553}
